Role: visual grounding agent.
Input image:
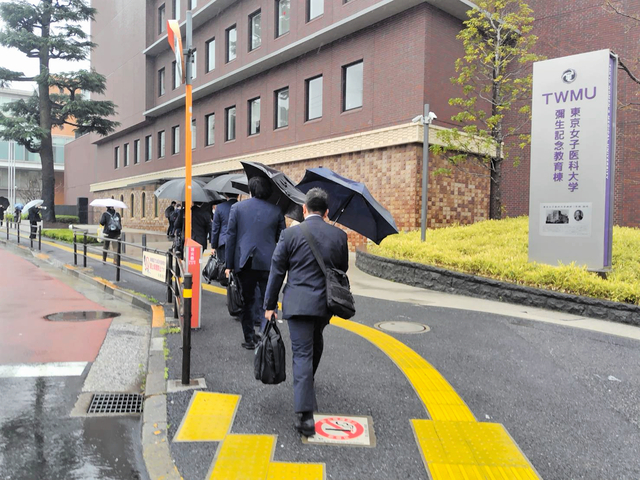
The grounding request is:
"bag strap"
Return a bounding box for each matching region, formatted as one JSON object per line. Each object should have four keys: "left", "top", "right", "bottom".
{"left": 300, "top": 222, "right": 326, "bottom": 276}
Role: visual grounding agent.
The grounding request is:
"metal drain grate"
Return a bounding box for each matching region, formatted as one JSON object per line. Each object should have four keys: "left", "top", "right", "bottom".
{"left": 87, "top": 393, "right": 143, "bottom": 414}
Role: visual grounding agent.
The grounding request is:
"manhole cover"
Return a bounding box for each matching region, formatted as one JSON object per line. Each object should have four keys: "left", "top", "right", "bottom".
{"left": 45, "top": 311, "right": 121, "bottom": 322}
{"left": 375, "top": 321, "right": 430, "bottom": 334}
{"left": 87, "top": 393, "right": 143, "bottom": 414}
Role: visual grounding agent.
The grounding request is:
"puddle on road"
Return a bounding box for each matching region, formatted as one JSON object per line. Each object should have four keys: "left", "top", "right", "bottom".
{"left": 44, "top": 311, "right": 121, "bottom": 322}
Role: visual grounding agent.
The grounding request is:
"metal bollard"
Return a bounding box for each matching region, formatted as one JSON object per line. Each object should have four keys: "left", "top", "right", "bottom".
{"left": 6, "top": 220, "right": 8, "bottom": 240}
{"left": 83, "top": 232, "right": 88, "bottom": 268}
{"left": 166, "top": 252, "right": 173, "bottom": 304}
{"left": 30, "top": 229, "right": 33, "bottom": 249}
{"left": 182, "top": 273, "right": 193, "bottom": 385}
{"left": 38, "top": 226, "right": 41, "bottom": 251}
{"left": 115, "top": 239, "right": 121, "bottom": 282}
{"left": 17, "top": 224, "right": 20, "bottom": 244}
{"left": 73, "top": 232, "right": 77, "bottom": 265}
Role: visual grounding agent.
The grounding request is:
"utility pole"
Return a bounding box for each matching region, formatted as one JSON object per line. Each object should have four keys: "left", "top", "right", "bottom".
{"left": 420, "top": 103, "right": 430, "bottom": 242}
{"left": 184, "top": 11, "right": 193, "bottom": 241}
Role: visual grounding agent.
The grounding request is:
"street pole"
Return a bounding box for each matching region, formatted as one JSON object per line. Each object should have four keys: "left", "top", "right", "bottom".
{"left": 184, "top": 11, "right": 193, "bottom": 241}
{"left": 421, "top": 103, "right": 430, "bottom": 242}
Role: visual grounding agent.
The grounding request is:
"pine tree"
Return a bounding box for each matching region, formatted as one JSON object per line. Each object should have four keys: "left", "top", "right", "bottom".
{"left": 432, "top": 0, "right": 544, "bottom": 219}
{"left": 0, "top": 0, "right": 118, "bottom": 221}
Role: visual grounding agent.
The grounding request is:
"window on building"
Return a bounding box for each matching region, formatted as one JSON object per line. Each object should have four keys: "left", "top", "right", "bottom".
{"left": 189, "top": 0, "right": 197, "bottom": 9}
{"left": 173, "top": 61, "right": 180, "bottom": 89}
{"left": 114, "top": 146, "right": 120, "bottom": 169}
{"left": 145, "top": 135, "right": 153, "bottom": 161}
{"left": 205, "top": 113, "right": 215, "bottom": 146}
{"left": 248, "top": 97, "right": 260, "bottom": 135}
{"left": 130, "top": 193, "right": 135, "bottom": 218}
{"left": 225, "top": 106, "right": 236, "bottom": 141}
{"left": 249, "top": 10, "right": 261, "bottom": 51}
{"left": 134, "top": 139, "right": 140, "bottom": 164}
{"left": 158, "top": 4, "right": 166, "bottom": 34}
{"left": 275, "top": 87, "right": 289, "bottom": 129}
{"left": 307, "top": 0, "right": 323, "bottom": 21}
{"left": 226, "top": 25, "right": 237, "bottom": 62}
{"left": 154, "top": 196, "right": 159, "bottom": 218}
{"left": 173, "top": 0, "right": 180, "bottom": 20}
{"left": 14, "top": 143, "right": 25, "bottom": 161}
{"left": 158, "top": 130, "right": 166, "bottom": 158}
{"left": 276, "top": 0, "right": 290, "bottom": 37}
{"left": 120, "top": 195, "right": 125, "bottom": 216}
{"left": 343, "top": 60, "right": 363, "bottom": 111}
{"left": 172, "top": 125, "right": 180, "bottom": 154}
{"left": 191, "top": 49, "right": 197, "bottom": 80}
{"left": 305, "top": 75, "right": 322, "bottom": 121}
{"left": 158, "top": 68, "right": 166, "bottom": 96}
{"left": 0, "top": 140, "right": 8, "bottom": 160}
{"left": 124, "top": 143, "right": 130, "bottom": 167}
{"left": 191, "top": 118, "right": 197, "bottom": 150}
{"left": 142, "top": 192, "right": 146, "bottom": 218}
{"left": 52, "top": 137, "right": 70, "bottom": 164}
{"left": 205, "top": 37, "right": 215, "bottom": 72}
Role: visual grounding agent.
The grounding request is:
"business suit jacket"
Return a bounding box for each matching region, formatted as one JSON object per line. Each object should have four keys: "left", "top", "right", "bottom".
{"left": 264, "top": 215, "right": 349, "bottom": 319}
{"left": 225, "top": 197, "right": 285, "bottom": 272}
{"left": 210, "top": 199, "right": 237, "bottom": 249}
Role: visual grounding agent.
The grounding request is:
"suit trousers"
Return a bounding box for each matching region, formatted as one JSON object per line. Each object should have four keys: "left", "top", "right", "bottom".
{"left": 237, "top": 269, "right": 269, "bottom": 343}
{"left": 288, "top": 315, "right": 331, "bottom": 413}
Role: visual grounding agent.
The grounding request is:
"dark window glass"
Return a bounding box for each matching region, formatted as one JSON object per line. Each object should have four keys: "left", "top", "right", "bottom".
{"left": 145, "top": 135, "right": 152, "bottom": 161}
{"left": 114, "top": 146, "right": 120, "bottom": 169}
{"left": 172, "top": 125, "right": 180, "bottom": 154}
{"left": 275, "top": 87, "right": 289, "bottom": 129}
{"left": 225, "top": 106, "right": 236, "bottom": 141}
{"left": 158, "top": 68, "right": 165, "bottom": 96}
{"left": 173, "top": 61, "right": 180, "bottom": 89}
{"left": 158, "top": 131, "right": 165, "bottom": 158}
{"left": 123, "top": 143, "right": 129, "bottom": 167}
{"left": 173, "top": 0, "right": 180, "bottom": 20}
{"left": 130, "top": 193, "right": 135, "bottom": 218}
{"left": 306, "top": 75, "right": 322, "bottom": 121}
{"left": 134, "top": 139, "right": 140, "bottom": 164}
{"left": 343, "top": 60, "right": 363, "bottom": 111}
{"left": 276, "top": 0, "right": 290, "bottom": 37}
{"left": 248, "top": 97, "right": 261, "bottom": 135}
{"left": 226, "top": 25, "right": 237, "bottom": 62}
{"left": 142, "top": 192, "right": 146, "bottom": 218}
{"left": 154, "top": 196, "right": 158, "bottom": 217}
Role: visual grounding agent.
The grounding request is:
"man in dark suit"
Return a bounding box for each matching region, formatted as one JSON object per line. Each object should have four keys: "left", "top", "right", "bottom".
{"left": 226, "top": 177, "right": 285, "bottom": 349}
{"left": 211, "top": 193, "right": 239, "bottom": 264}
{"left": 264, "top": 188, "right": 349, "bottom": 437}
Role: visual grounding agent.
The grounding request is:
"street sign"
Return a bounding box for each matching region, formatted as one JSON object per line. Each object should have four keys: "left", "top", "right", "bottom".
{"left": 185, "top": 238, "right": 202, "bottom": 328}
{"left": 303, "top": 414, "right": 375, "bottom": 447}
{"left": 142, "top": 251, "right": 166, "bottom": 282}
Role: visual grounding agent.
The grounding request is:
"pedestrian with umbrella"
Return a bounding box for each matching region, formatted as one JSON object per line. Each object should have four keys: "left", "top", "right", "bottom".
{"left": 0, "top": 197, "right": 8, "bottom": 227}
{"left": 165, "top": 201, "right": 177, "bottom": 238}
{"left": 24, "top": 200, "right": 44, "bottom": 240}
{"left": 91, "top": 198, "right": 127, "bottom": 261}
{"left": 14, "top": 203, "right": 23, "bottom": 224}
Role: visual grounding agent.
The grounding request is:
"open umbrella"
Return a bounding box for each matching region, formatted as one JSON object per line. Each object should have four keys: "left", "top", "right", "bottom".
{"left": 204, "top": 173, "right": 247, "bottom": 196}
{"left": 154, "top": 178, "right": 224, "bottom": 203}
{"left": 23, "top": 199, "right": 44, "bottom": 213}
{"left": 297, "top": 167, "right": 398, "bottom": 244}
{"left": 90, "top": 198, "right": 128, "bottom": 209}
{"left": 241, "top": 162, "right": 305, "bottom": 222}
{"left": 0, "top": 196, "right": 9, "bottom": 209}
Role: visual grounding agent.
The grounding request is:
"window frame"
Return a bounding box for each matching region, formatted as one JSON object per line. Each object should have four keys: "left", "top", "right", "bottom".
{"left": 274, "top": 86, "right": 289, "bottom": 129}
{"left": 172, "top": 60, "right": 180, "bottom": 89}
{"left": 342, "top": 60, "right": 364, "bottom": 112}
{"left": 158, "top": 130, "right": 166, "bottom": 158}
{"left": 225, "top": 106, "right": 236, "bottom": 142}
{"left": 191, "top": 118, "right": 197, "bottom": 150}
{"left": 275, "top": 0, "right": 290, "bottom": 38}
{"left": 171, "top": 125, "right": 180, "bottom": 155}
{"left": 133, "top": 139, "right": 140, "bottom": 164}
{"left": 249, "top": 9, "right": 262, "bottom": 51}
{"left": 205, "top": 37, "right": 215, "bottom": 72}
{"left": 191, "top": 49, "right": 197, "bottom": 80}
{"left": 114, "top": 146, "right": 120, "bottom": 169}
{"left": 307, "top": 0, "right": 324, "bottom": 22}
{"left": 158, "top": 4, "right": 166, "bottom": 35}
{"left": 158, "top": 67, "right": 166, "bottom": 96}
{"left": 145, "top": 135, "right": 153, "bottom": 161}
{"left": 248, "top": 97, "right": 261, "bottom": 136}
{"left": 130, "top": 193, "right": 135, "bottom": 218}
{"left": 141, "top": 192, "right": 146, "bottom": 218}
{"left": 173, "top": 0, "right": 180, "bottom": 20}
{"left": 226, "top": 25, "right": 237, "bottom": 63}
{"left": 205, "top": 113, "right": 215, "bottom": 146}
{"left": 305, "top": 75, "right": 323, "bottom": 121}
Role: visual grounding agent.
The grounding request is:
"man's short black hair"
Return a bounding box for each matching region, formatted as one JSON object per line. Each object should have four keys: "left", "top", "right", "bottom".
{"left": 226, "top": 193, "right": 239, "bottom": 200}
{"left": 171, "top": 201, "right": 176, "bottom": 205}
{"left": 249, "top": 176, "right": 272, "bottom": 200}
{"left": 305, "top": 188, "right": 329, "bottom": 214}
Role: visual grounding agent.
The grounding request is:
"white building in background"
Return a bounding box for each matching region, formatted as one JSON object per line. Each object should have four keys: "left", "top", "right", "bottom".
{"left": 0, "top": 88, "right": 73, "bottom": 206}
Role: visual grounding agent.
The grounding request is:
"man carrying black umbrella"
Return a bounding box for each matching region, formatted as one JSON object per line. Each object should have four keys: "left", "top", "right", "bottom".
{"left": 225, "top": 177, "right": 285, "bottom": 349}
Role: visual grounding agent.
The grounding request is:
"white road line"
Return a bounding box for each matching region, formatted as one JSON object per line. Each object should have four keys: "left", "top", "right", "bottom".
{"left": 0, "top": 362, "right": 88, "bottom": 378}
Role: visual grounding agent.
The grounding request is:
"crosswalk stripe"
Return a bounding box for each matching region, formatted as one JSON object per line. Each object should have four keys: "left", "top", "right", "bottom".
{"left": 0, "top": 362, "right": 88, "bottom": 378}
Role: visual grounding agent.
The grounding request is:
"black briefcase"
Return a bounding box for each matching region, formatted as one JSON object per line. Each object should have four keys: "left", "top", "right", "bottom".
{"left": 254, "top": 319, "right": 286, "bottom": 385}
{"left": 226, "top": 271, "right": 244, "bottom": 317}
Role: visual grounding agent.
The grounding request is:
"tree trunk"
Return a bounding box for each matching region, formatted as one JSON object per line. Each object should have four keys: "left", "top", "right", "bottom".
{"left": 39, "top": 0, "right": 55, "bottom": 222}
{"left": 489, "top": 158, "right": 502, "bottom": 220}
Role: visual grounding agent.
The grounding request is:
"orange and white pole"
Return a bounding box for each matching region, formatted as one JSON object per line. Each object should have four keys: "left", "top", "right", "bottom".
{"left": 184, "top": 11, "right": 193, "bottom": 240}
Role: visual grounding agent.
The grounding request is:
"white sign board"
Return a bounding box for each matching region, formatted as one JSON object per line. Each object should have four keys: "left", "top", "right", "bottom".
{"left": 529, "top": 49, "right": 617, "bottom": 270}
{"left": 142, "top": 251, "right": 167, "bottom": 282}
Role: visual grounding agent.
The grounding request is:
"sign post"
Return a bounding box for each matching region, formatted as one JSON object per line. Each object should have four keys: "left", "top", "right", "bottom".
{"left": 185, "top": 238, "right": 202, "bottom": 329}
{"left": 528, "top": 49, "right": 617, "bottom": 271}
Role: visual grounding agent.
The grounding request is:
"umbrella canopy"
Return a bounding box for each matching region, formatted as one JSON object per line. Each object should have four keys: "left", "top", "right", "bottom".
{"left": 297, "top": 167, "right": 399, "bottom": 244}
{"left": 14, "top": 203, "right": 24, "bottom": 210}
{"left": 23, "top": 199, "right": 44, "bottom": 213}
{"left": 90, "top": 198, "right": 129, "bottom": 209}
{"left": 204, "top": 174, "right": 247, "bottom": 196}
{"left": 241, "top": 162, "right": 305, "bottom": 222}
{"left": 154, "top": 178, "right": 224, "bottom": 203}
{"left": 230, "top": 175, "right": 249, "bottom": 194}
{"left": 0, "top": 196, "right": 9, "bottom": 209}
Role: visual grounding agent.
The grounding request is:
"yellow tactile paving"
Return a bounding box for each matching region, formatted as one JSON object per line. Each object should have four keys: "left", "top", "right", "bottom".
{"left": 151, "top": 305, "right": 165, "bottom": 327}
{"left": 267, "top": 462, "right": 325, "bottom": 480}
{"left": 174, "top": 392, "right": 240, "bottom": 442}
{"left": 208, "top": 434, "right": 274, "bottom": 479}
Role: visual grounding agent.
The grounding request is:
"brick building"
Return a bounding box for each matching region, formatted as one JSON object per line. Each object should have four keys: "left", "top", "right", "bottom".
{"left": 64, "top": 0, "right": 489, "bottom": 241}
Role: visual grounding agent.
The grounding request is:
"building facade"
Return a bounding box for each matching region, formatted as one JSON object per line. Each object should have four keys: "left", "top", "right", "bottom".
{"left": 1, "top": 88, "right": 72, "bottom": 206}
{"left": 64, "top": 0, "right": 490, "bottom": 243}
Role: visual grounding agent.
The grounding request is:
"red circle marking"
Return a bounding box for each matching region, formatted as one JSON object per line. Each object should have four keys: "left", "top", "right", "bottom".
{"left": 315, "top": 417, "right": 365, "bottom": 440}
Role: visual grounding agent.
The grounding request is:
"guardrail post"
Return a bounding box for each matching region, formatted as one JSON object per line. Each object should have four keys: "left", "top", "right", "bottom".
{"left": 73, "top": 232, "right": 77, "bottom": 265}
{"left": 166, "top": 252, "right": 173, "bottom": 304}
{"left": 115, "top": 239, "right": 121, "bottom": 282}
{"left": 6, "top": 220, "right": 8, "bottom": 240}
{"left": 38, "top": 226, "right": 41, "bottom": 251}
{"left": 182, "top": 273, "right": 192, "bottom": 385}
{"left": 17, "top": 223, "right": 20, "bottom": 244}
{"left": 121, "top": 232, "right": 126, "bottom": 255}
{"left": 142, "top": 234, "right": 147, "bottom": 252}
{"left": 83, "top": 231, "right": 88, "bottom": 268}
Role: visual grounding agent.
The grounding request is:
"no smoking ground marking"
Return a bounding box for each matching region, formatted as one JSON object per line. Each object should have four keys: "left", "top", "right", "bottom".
{"left": 303, "top": 414, "right": 375, "bottom": 447}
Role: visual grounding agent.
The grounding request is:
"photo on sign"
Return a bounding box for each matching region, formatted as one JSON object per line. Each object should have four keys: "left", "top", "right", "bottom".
{"left": 545, "top": 209, "right": 569, "bottom": 224}
{"left": 539, "top": 202, "right": 592, "bottom": 237}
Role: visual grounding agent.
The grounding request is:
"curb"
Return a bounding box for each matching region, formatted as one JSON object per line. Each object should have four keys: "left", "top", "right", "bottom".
{"left": 0, "top": 238, "right": 181, "bottom": 480}
{"left": 356, "top": 249, "right": 640, "bottom": 327}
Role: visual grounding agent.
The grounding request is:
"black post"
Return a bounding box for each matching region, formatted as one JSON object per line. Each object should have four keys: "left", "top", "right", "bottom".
{"left": 30, "top": 231, "right": 33, "bottom": 249}
{"left": 73, "top": 232, "right": 77, "bottom": 265}
{"left": 6, "top": 220, "right": 8, "bottom": 240}
{"left": 83, "top": 232, "right": 88, "bottom": 268}
{"left": 182, "top": 273, "right": 193, "bottom": 385}
{"left": 142, "top": 233, "right": 147, "bottom": 252}
{"left": 115, "top": 239, "right": 121, "bottom": 282}
{"left": 17, "top": 223, "right": 20, "bottom": 244}
{"left": 38, "top": 226, "right": 41, "bottom": 251}
{"left": 166, "top": 252, "right": 173, "bottom": 304}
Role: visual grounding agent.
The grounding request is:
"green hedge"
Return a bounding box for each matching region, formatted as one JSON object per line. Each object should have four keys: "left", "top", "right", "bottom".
{"left": 55, "top": 215, "right": 80, "bottom": 224}
{"left": 5, "top": 213, "right": 28, "bottom": 221}
{"left": 369, "top": 217, "right": 640, "bottom": 305}
{"left": 41, "top": 229, "right": 101, "bottom": 244}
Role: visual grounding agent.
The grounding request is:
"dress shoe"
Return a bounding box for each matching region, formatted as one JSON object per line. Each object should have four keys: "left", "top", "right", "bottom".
{"left": 295, "top": 412, "right": 315, "bottom": 437}
{"left": 241, "top": 341, "right": 256, "bottom": 350}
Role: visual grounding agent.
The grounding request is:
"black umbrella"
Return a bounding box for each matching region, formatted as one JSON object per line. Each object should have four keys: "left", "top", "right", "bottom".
{"left": 297, "top": 167, "right": 399, "bottom": 244}
{"left": 241, "top": 162, "right": 305, "bottom": 222}
{"left": 204, "top": 173, "right": 247, "bottom": 196}
{"left": 0, "top": 196, "right": 9, "bottom": 209}
{"left": 154, "top": 178, "right": 224, "bottom": 203}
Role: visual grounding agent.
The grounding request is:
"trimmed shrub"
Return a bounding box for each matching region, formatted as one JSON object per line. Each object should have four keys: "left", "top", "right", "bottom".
{"left": 54, "top": 215, "right": 80, "bottom": 224}
{"left": 41, "top": 229, "right": 101, "bottom": 244}
{"left": 369, "top": 217, "right": 640, "bottom": 305}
